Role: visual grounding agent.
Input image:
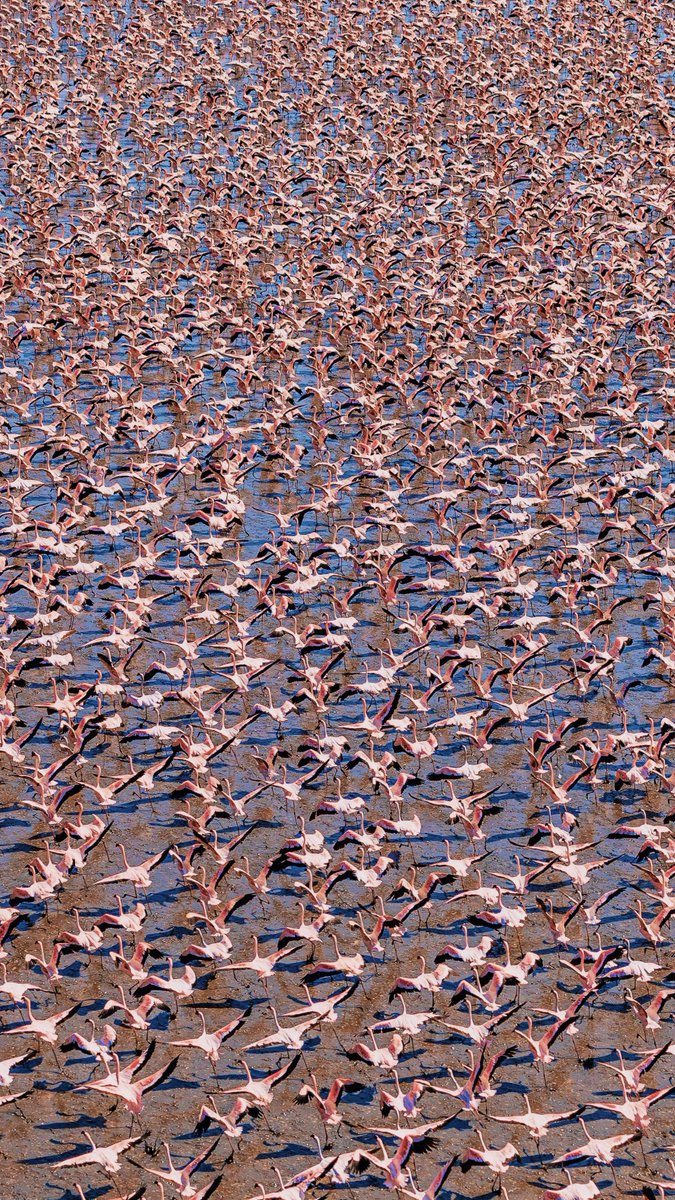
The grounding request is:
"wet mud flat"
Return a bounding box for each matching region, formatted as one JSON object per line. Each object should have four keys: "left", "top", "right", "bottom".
{"left": 0, "top": 0, "right": 674, "bottom": 1197}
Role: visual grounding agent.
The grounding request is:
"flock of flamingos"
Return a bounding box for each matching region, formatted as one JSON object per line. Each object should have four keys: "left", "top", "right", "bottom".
{"left": 0, "top": 0, "right": 674, "bottom": 1197}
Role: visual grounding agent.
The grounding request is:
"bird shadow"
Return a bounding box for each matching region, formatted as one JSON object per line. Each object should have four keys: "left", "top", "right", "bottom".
{"left": 257, "top": 1140, "right": 313, "bottom": 1160}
